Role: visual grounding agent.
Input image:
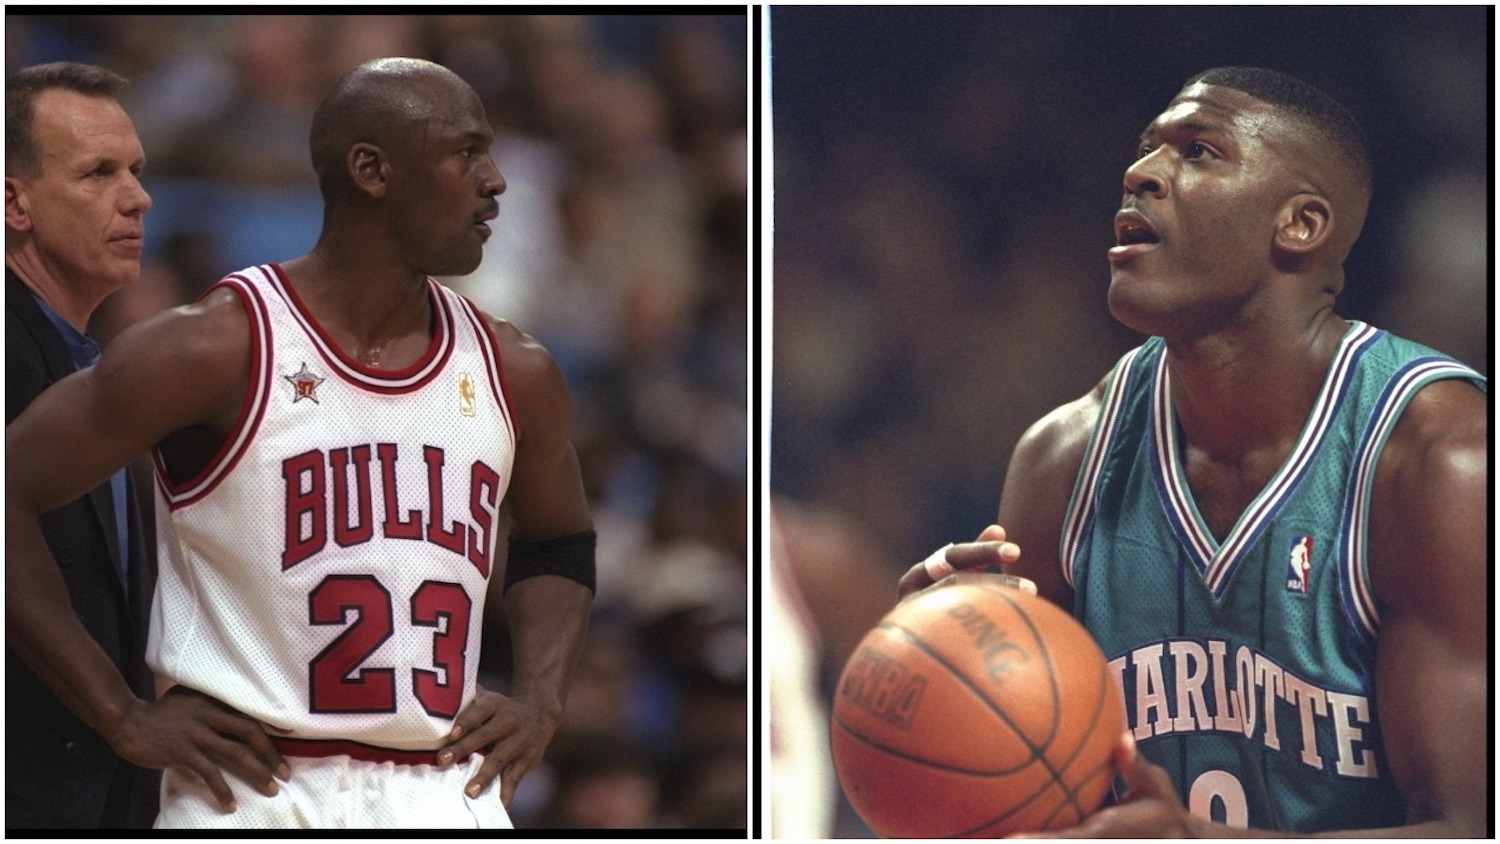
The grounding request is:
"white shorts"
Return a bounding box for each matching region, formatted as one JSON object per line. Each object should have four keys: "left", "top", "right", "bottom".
{"left": 154, "top": 740, "right": 513, "bottom": 829}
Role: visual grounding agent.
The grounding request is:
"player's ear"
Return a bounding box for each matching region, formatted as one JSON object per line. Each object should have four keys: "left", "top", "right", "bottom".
{"left": 4, "top": 176, "right": 33, "bottom": 232}
{"left": 347, "top": 143, "right": 390, "bottom": 199}
{"left": 1273, "top": 193, "right": 1334, "bottom": 257}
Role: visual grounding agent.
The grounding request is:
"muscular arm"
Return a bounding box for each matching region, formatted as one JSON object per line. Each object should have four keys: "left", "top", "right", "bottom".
{"left": 6, "top": 289, "right": 285, "bottom": 808}
{"left": 994, "top": 381, "right": 1104, "bottom": 608}
{"left": 1364, "top": 379, "right": 1489, "bottom": 837}
{"left": 494, "top": 318, "right": 593, "bottom": 718}
{"left": 441, "top": 318, "right": 593, "bottom": 805}
{"left": 897, "top": 380, "right": 1103, "bottom": 610}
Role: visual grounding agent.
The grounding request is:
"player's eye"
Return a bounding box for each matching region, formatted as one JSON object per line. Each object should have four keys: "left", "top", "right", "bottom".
{"left": 1184, "top": 141, "right": 1212, "bottom": 159}
{"left": 1136, "top": 145, "right": 1155, "bottom": 160}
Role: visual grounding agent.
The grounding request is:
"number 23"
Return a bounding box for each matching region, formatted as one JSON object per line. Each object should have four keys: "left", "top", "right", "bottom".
{"left": 308, "top": 574, "right": 472, "bottom": 718}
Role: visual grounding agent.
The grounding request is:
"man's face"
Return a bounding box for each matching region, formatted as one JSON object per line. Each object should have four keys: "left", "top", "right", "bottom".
{"left": 387, "top": 83, "right": 505, "bottom": 279}
{"left": 1106, "top": 83, "right": 1299, "bottom": 336}
{"left": 5, "top": 89, "right": 151, "bottom": 296}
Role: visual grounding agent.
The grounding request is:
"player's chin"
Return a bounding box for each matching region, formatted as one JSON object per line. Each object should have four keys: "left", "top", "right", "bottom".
{"left": 432, "top": 246, "right": 485, "bottom": 278}
{"left": 1106, "top": 278, "right": 1176, "bottom": 337}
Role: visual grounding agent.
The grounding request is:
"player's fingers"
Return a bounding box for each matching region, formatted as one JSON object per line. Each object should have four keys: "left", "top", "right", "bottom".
{"left": 440, "top": 711, "right": 522, "bottom": 767}
{"left": 897, "top": 539, "right": 1022, "bottom": 598}
{"left": 938, "top": 569, "right": 1038, "bottom": 595}
{"left": 499, "top": 762, "right": 519, "bottom": 808}
{"left": 196, "top": 707, "right": 291, "bottom": 784}
{"left": 447, "top": 691, "right": 503, "bottom": 742}
{"left": 191, "top": 724, "right": 281, "bottom": 798}
{"left": 184, "top": 759, "right": 239, "bottom": 813}
{"left": 217, "top": 715, "right": 292, "bottom": 782}
{"left": 1116, "top": 734, "right": 1177, "bottom": 803}
{"left": 897, "top": 561, "right": 933, "bottom": 598}
{"left": 462, "top": 752, "right": 507, "bottom": 799}
{"left": 496, "top": 748, "right": 544, "bottom": 808}
{"left": 974, "top": 524, "right": 1008, "bottom": 543}
{"left": 945, "top": 539, "right": 1020, "bottom": 572}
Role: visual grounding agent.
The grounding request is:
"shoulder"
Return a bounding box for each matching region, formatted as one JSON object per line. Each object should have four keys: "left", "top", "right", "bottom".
{"left": 482, "top": 314, "right": 566, "bottom": 392}
{"left": 1367, "top": 377, "right": 1487, "bottom": 609}
{"left": 1010, "top": 378, "right": 1106, "bottom": 480}
{"left": 92, "top": 283, "right": 256, "bottom": 429}
{"left": 478, "top": 312, "right": 574, "bottom": 435}
{"left": 1373, "top": 378, "right": 1486, "bottom": 509}
{"left": 996, "top": 378, "right": 1107, "bottom": 603}
{"left": 109, "top": 284, "right": 252, "bottom": 374}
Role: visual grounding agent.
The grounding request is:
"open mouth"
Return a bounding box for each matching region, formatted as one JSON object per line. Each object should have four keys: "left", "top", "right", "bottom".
{"left": 1114, "top": 215, "right": 1160, "bottom": 247}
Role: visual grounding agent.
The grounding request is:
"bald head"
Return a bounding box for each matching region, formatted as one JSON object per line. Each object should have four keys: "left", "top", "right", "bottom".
{"left": 309, "top": 58, "right": 479, "bottom": 204}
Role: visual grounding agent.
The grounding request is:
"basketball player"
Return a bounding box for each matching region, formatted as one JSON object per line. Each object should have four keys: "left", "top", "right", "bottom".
{"left": 6, "top": 58, "right": 595, "bottom": 829}
{"left": 898, "top": 67, "right": 1487, "bottom": 836}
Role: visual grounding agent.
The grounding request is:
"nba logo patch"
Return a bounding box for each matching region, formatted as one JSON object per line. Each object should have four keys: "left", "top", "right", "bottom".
{"left": 458, "top": 372, "right": 476, "bottom": 417}
{"left": 1286, "top": 535, "right": 1313, "bottom": 593}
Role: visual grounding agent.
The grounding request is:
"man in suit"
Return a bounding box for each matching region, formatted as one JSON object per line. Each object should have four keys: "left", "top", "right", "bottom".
{"left": 5, "top": 61, "right": 158, "bottom": 829}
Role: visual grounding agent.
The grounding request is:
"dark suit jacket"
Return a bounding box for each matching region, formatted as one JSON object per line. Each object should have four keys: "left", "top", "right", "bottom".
{"left": 5, "top": 269, "right": 160, "bottom": 829}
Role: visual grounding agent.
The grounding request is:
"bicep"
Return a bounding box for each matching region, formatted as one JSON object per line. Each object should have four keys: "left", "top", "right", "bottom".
{"left": 497, "top": 329, "right": 592, "bottom": 541}
{"left": 996, "top": 387, "right": 1102, "bottom": 608}
{"left": 1369, "top": 384, "right": 1487, "bottom": 834}
{"left": 6, "top": 304, "right": 245, "bottom": 515}
{"left": 7, "top": 364, "right": 157, "bottom": 515}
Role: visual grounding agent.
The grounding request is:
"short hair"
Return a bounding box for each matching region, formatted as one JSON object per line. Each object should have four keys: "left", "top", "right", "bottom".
{"left": 1186, "top": 66, "right": 1372, "bottom": 192}
{"left": 6, "top": 62, "right": 128, "bottom": 177}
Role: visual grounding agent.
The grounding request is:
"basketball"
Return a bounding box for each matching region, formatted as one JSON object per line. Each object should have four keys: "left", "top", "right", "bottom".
{"left": 830, "top": 573, "right": 1126, "bottom": 838}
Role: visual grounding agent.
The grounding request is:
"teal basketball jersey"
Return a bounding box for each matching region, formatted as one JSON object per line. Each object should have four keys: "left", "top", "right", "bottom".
{"left": 1059, "top": 321, "right": 1485, "bottom": 833}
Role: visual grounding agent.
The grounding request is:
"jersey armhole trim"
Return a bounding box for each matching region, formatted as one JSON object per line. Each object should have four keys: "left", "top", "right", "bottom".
{"left": 455, "top": 294, "right": 518, "bottom": 448}
{"left": 1340, "top": 359, "right": 1485, "bottom": 639}
{"left": 1060, "top": 344, "right": 1145, "bottom": 587}
{"left": 152, "top": 275, "right": 272, "bottom": 509}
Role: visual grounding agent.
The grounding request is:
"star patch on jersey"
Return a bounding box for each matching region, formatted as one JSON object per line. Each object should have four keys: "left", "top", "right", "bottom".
{"left": 284, "top": 362, "right": 325, "bottom": 404}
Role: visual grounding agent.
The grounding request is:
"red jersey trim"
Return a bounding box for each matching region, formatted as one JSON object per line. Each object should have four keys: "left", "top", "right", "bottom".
{"left": 153, "top": 274, "right": 273, "bottom": 509}
{"left": 454, "top": 293, "right": 518, "bottom": 447}
{"left": 270, "top": 736, "right": 478, "bottom": 766}
{"left": 265, "top": 263, "right": 454, "bottom": 394}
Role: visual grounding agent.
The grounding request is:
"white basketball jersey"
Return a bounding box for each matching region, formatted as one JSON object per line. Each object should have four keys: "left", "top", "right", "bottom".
{"left": 148, "top": 263, "right": 516, "bottom": 751}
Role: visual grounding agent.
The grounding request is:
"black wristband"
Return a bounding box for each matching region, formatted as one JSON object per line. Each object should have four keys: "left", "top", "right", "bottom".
{"left": 505, "top": 530, "right": 597, "bottom": 594}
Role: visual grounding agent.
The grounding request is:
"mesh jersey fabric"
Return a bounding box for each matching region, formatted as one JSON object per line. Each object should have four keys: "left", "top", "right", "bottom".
{"left": 1059, "top": 321, "right": 1485, "bottom": 832}
{"left": 148, "top": 263, "right": 517, "bottom": 752}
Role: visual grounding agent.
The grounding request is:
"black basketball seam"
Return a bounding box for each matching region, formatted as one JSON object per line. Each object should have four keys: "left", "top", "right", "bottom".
{"left": 830, "top": 638, "right": 1040, "bottom": 776}
{"left": 1034, "top": 657, "right": 1118, "bottom": 830}
{"left": 830, "top": 712, "right": 1059, "bottom": 838}
{"left": 946, "top": 587, "right": 1101, "bottom": 837}
{"left": 882, "top": 606, "right": 1059, "bottom": 771}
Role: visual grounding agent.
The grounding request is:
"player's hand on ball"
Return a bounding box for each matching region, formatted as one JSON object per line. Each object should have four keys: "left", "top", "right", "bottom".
{"left": 1007, "top": 733, "right": 1202, "bottom": 839}
{"left": 436, "top": 683, "right": 560, "bottom": 808}
{"left": 897, "top": 524, "right": 1030, "bottom": 598}
{"left": 106, "top": 685, "right": 289, "bottom": 813}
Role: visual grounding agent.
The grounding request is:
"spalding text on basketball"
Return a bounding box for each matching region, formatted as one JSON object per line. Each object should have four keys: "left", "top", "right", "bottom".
{"left": 946, "top": 601, "right": 1030, "bottom": 683}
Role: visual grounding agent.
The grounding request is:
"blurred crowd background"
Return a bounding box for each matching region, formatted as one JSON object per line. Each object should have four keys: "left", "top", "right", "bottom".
{"left": 769, "top": 7, "right": 1489, "bottom": 838}
{"left": 7, "top": 13, "right": 748, "bottom": 830}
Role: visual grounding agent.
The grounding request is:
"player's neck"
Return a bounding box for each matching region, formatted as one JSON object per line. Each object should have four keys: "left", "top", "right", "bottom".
{"left": 279, "top": 249, "right": 433, "bottom": 350}
{"left": 1162, "top": 310, "right": 1348, "bottom": 464}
